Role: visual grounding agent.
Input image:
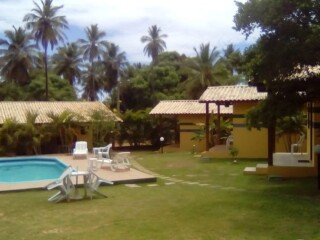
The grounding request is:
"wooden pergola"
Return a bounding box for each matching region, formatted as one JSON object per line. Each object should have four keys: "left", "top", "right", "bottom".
{"left": 199, "top": 85, "right": 267, "bottom": 151}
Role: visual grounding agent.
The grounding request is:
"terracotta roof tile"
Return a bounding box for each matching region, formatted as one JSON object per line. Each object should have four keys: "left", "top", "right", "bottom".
{"left": 0, "top": 101, "right": 121, "bottom": 124}
{"left": 199, "top": 85, "right": 267, "bottom": 103}
{"left": 149, "top": 100, "right": 232, "bottom": 115}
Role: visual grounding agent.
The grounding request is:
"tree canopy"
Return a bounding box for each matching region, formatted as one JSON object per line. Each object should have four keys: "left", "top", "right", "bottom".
{"left": 234, "top": 0, "right": 320, "bottom": 85}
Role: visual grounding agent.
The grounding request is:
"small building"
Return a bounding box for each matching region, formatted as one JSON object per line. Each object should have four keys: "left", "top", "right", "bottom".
{"left": 150, "top": 100, "right": 232, "bottom": 152}
{"left": 199, "top": 85, "right": 269, "bottom": 158}
{"left": 0, "top": 101, "right": 121, "bottom": 154}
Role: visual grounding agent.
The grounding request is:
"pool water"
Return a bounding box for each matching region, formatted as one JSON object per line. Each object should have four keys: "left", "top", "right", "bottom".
{"left": 0, "top": 157, "right": 68, "bottom": 183}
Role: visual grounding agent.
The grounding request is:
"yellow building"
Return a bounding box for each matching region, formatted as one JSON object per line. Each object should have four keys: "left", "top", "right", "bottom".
{"left": 150, "top": 100, "right": 232, "bottom": 153}
{"left": 0, "top": 101, "right": 120, "bottom": 153}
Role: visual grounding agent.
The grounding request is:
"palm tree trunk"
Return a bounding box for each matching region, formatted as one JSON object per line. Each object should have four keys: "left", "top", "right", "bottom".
{"left": 117, "top": 69, "right": 121, "bottom": 112}
{"left": 91, "top": 61, "right": 95, "bottom": 101}
{"left": 44, "top": 46, "right": 49, "bottom": 101}
{"left": 117, "top": 86, "right": 120, "bottom": 112}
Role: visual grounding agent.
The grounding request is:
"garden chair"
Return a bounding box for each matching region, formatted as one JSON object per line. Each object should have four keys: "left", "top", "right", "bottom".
{"left": 73, "top": 141, "right": 88, "bottom": 159}
{"left": 46, "top": 166, "right": 75, "bottom": 203}
{"left": 86, "top": 169, "right": 113, "bottom": 200}
{"left": 291, "top": 133, "right": 305, "bottom": 154}
{"left": 113, "top": 152, "right": 132, "bottom": 170}
{"left": 95, "top": 144, "right": 116, "bottom": 170}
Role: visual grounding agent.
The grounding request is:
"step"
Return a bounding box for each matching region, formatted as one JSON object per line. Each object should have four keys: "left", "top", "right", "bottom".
{"left": 256, "top": 163, "right": 268, "bottom": 175}
{"left": 243, "top": 167, "right": 256, "bottom": 175}
{"left": 256, "top": 163, "right": 268, "bottom": 168}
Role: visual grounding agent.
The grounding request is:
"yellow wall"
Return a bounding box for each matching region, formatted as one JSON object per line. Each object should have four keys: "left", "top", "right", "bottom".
{"left": 233, "top": 102, "right": 268, "bottom": 158}
{"left": 179, "top": 115, "right": 206, "bottom": 152}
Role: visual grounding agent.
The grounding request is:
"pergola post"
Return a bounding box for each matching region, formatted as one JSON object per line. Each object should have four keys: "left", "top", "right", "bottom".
{"left": 217, "top": 103, "right": 221, "bottom": 145}
{"left": 205, "top": 102, "right": 210, "bottom": 151}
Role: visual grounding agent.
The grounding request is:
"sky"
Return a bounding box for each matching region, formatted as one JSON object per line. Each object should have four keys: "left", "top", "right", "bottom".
{"left": 0, "top": 0, "right": 257, "bottom": 64}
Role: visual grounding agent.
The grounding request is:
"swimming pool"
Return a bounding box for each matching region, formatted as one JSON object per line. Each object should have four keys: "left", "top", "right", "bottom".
{"left": 0, "top": 157, "right": 68, "bottom": 183}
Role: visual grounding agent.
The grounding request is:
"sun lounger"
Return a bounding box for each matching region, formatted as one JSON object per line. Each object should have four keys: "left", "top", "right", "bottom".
{"left": 72, "top": 141, "right": 88, "bottom": 159}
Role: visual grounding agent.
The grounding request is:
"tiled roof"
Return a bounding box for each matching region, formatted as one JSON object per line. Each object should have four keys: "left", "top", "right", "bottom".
{"left": 276, "top": 65, "right": 320, "bottom": 81}
{"left": 199, "top": 85, "right": 267, "bottom": 103}
{"left": 149, "top": 100, "right": 233, "bottom": 115}
{"left": 0, "top": 101, "right": 121, "bottom": 124}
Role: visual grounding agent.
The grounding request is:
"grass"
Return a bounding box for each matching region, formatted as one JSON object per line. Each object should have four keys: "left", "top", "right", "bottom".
{"left": 1, "top": 151, "right": 320, "bottom": 239}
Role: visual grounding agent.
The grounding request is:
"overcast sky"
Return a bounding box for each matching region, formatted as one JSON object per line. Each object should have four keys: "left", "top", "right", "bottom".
{"left": 0, "top": 0, "right": 257, "bottom": 64}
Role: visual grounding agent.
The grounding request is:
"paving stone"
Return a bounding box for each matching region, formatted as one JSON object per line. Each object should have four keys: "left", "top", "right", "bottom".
{"left": 147, "top": 184, "right": 159, "bottom": 187}
{"left": 164, "top": 182, "right": 175, "bottom": 185}
{"left": 125, "top": 184, "right": 141, "bottom": 188}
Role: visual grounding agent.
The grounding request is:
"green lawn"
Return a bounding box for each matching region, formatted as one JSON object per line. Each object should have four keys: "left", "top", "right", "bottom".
{"left": 1, "top": 151, "right": 320, "bottom": 240}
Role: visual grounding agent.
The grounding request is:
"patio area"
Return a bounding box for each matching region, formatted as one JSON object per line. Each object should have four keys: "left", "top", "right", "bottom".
{"left": 0, "top": 153, "right": 157, "bottom": 192}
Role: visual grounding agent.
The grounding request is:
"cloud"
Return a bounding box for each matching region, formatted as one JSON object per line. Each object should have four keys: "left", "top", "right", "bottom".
{"left": 0, "top": 0, "right": 255, "bottom": 63}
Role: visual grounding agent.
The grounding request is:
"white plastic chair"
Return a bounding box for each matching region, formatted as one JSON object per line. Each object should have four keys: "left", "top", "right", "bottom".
{"left": 291, "top": 133, "right": 305, "bottom": 154}
{"left": 87, "top": 169, "right": 113, "bottom": 199}
{"left": 46, "top": 166, "right": 75, "bottom": 203}
{"left": 96, "top": 144, "right": 115, "bottom": 170}
{"left": 72, "top": 141, "right": 88, "bottom": 159}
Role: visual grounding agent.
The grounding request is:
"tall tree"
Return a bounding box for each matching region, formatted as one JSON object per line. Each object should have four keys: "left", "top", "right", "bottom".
{"left": 78, "top": 24, "right": 108, "bottom": 101}
{"left": 51, "top": 42, "right": 83, "bottom": 86}
{"left": 141, "top": 25, "right": 167, "bottom": 64}
{"left": 0, "top": 26, "right": 38, "bottom": 85}
{"left": 23, "top": 0, "right": 68, "bottom": 100}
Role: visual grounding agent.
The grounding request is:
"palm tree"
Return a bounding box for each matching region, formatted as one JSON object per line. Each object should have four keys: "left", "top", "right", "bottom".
{"left": 193, "top": 43, "right": 221, "bottom": 86}
{"left": 103, "top": 43, "right": 127, "bottom": 91}
{"left": 78, "top": 24, "right": 108, "bottom": 101}
{"left": 0, "top": 118, "right": 20, "bottom": 156}
{"left": 78, "top": 24, "right": 108, "bottom": 64}
{"left": 46, "top": 110, "right": 79, "bottom": 150}
{"left": 103, "top": 43, "right": 127, "bottom": 111}
{"left": 23, "top": 0, "right": 68, "bottom": 100}
{"left": 141, "top": 25, "right": 167, "bottom": 64}
{"left": 15, "top": 111, "right": 41, "bottom": 155}
{"left": 183, "top": 43, "right": 230, "bottom": 98}
{"left": 81, "top": 64, "right": 104, "bottom": 101}
{"left": 51, "top": 42, "right": 83, "bottom": 86}
{"left": 0, "top": 26, "right": 38, "bottom": 85}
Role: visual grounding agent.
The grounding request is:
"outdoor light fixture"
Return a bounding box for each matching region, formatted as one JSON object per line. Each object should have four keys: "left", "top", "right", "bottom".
{"left": 160, "top": 137, "right": 164, "bottom": 153}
